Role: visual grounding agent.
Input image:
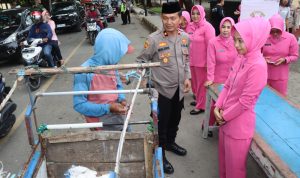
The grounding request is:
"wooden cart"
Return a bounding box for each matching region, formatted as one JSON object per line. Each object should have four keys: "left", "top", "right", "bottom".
{"left": 10, "top": 63, "right": 163, "bottom": 178}
{"left": 20, "top": 131, "right": 162, "bottom": 178}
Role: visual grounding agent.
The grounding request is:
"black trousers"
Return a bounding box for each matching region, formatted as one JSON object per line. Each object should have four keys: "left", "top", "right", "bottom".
{"left": 125, "top": 10, "right": 130, "bottom": 23}
{"left": 49, "top": 40, "right": 63, "bottom": 61}
{"left": 121, "top": 12, "right": 127, "bottom": 24}
{"left": 158, "top": 88, "right": 184, "bottom": 147}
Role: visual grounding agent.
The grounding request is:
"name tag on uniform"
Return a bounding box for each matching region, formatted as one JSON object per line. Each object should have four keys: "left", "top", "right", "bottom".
{"left": 158, "top": 46, "right": 170, "bottom": 52}
{"left": 217, "top": 49, "right": 225, "bottom": 53}
{"left": 182, "top": 48, "right": 188, "bottom": 54}
{"left": 265, "top": 43, "right": 271, "bottom": 46}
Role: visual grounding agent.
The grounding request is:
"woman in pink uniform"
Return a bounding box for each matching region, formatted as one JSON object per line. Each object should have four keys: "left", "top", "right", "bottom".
{"left": 214, "top": 17, "right": 270, "bottom": 178}
{"left": 180, "top": 11, "right": 190, "bottom": 32}
{"left": 187, "top": 5, "right": 215, "bottom": 115}
{"left": 204, "top": 17, "right": 237, "bottom": 131}
{"left": 262, "top": 14, "right": 299, "bottom": 96}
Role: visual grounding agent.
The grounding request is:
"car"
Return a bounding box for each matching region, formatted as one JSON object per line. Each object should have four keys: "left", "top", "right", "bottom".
{"left": 99, "top": 4, "right": 115, "bottom": 22}
{"left": 0, "top": 8, "right": 33, "bottom": 63}
{"left": 51, "top": 1, "right": 85, "bottom": 32}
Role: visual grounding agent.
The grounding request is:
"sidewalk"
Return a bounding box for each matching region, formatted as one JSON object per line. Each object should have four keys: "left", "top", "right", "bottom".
{"left": 133, "top": 6, "right": 300, "bottom": 105}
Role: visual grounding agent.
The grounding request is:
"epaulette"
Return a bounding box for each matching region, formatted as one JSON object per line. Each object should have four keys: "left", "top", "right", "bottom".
{"left": 149, "top": 30, "right": 162, "bottom": 38}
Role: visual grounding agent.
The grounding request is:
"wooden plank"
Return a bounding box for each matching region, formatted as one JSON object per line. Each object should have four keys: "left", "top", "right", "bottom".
{"left": 42, "top": 131, "right": 148, "bottom": 144}
{"left": 47, "top": 162, "right": 145, "bottom": 178}
{"left": 9, "top": 62, "right": 160, "bottom": 75}
{"left": 45, "top": 138, "right": 145, "bottom": 163}
{"left": 251, "top": 134, "right": 297, "bottom": 178}
{"left": 144, "top": 134, "right": 154, "bottom": 178}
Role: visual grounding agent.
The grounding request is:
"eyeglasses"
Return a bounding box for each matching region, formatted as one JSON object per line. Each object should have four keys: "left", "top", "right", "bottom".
{"left": 270, "top": 29, "right": 281, "bottom": 34}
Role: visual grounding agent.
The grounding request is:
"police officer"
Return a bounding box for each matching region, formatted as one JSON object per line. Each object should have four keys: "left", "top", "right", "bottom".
{"left": 137, "top": 2, "right": 191, "bottom": 174}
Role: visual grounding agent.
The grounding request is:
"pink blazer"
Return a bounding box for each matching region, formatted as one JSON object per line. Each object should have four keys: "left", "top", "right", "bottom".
{"left": 187, "top": 5, "right": 215, "bottom": 67}
{"left": 262, "top": 14, "right": 299, "bottom": 80}
{"left": 207, "top": 18, "right": 237, "bottom": 83}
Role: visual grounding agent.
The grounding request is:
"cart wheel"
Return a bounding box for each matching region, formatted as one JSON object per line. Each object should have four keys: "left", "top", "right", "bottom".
{"left": 0, "top": 114, "right": 16, "bottom": 139}
{"left": 29, "top": 76, "right": 41, "bottom": 91}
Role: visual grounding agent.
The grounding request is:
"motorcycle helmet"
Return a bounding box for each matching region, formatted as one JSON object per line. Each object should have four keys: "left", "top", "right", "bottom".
{"left": 30, "top": 11, "right": 42, "bottom": 23}
{"left": 90, "top": 4, "right": 95, "bottom": 11}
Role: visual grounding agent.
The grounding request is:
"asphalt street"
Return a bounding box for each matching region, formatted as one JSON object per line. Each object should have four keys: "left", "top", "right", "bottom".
{"left": 0, "top": 14, "right": 271, "bottom": 177}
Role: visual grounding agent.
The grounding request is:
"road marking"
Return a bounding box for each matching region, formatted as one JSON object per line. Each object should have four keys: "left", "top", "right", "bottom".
{"left": 0, "top": 38, "right": 86, "bottom": 145}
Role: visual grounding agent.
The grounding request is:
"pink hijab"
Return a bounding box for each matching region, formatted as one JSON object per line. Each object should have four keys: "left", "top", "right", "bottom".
{"left": 232, "top": 17, "right": 271, "bottom": 57}
{"left": 182, "top": 11, "right": 191, "bottom": 23}
{"left": 191, "top": 5, "right": 206, "bottom": 27}
{"left": 269, "top": 14, "right": 286, "bottom": 43}
{"left": 269, "top": 14, "right": 284, "bottom": 32}
{"left": 219, "top": 17, "right": 235, "bottom": 47}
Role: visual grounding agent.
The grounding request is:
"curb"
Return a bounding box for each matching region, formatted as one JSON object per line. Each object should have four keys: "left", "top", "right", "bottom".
{"left": 133, "top": 7, "right": 159, "bottom": 32}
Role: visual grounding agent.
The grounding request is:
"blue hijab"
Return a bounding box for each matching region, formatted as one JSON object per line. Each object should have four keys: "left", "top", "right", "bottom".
{"left": 73, "top": 28, "right": 130, "bottom": 117}
{"left": 82, "top": 28, "right": 131, "bottom": 66}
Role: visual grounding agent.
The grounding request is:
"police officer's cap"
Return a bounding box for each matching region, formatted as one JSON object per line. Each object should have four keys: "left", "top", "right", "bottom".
{"left": 161, "top": 2, "right": 181, "bottom": 14}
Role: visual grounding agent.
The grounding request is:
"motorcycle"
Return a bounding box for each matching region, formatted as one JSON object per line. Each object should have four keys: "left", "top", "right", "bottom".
{"left": 0, "top": 73, "right": 17, "bottom": 139}
{"left": 86, "top": 18, "right": 101, "bottom": 45}
{"left": 21, "top": 38, "right": 49, "bottom": 91}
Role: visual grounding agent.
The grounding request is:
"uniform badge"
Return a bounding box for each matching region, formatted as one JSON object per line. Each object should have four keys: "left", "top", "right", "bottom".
{"left": 182, "top": 38, "right": 188, "bottom": 45}
{"left": 163, "top": 57, "right": 169, "bottom": 63}
{"left": 144, "top": 40, "right": 149, "bottom": 49}
{"left": 159, "top": 42, "right": 168, "bottom": 47}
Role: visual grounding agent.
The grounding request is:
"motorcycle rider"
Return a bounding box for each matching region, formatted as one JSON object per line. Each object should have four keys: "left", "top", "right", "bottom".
{"left": 27, "top": 11, "right": 55, "bottom": 67}
{"left": 85, "top": 4, "right": 104, "bottom": 30}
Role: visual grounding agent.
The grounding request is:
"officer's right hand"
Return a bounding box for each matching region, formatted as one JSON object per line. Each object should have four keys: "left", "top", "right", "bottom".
{"left": 110, "top": 103, "right": 127, "bottom": 115}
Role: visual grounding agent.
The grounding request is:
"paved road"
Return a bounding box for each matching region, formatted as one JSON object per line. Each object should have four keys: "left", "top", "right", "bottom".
{"left": 0, "top": 14, "right": 271, "bottom": 177}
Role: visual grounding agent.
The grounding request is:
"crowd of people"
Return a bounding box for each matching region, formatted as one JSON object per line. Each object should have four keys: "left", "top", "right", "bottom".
{"left": 71, "top": 0, "right": 299, "bottom": 177}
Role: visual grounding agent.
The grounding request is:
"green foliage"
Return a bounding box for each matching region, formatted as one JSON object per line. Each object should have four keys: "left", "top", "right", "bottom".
{"left": 148, "top": 6, "right": 161, "bottom": 14}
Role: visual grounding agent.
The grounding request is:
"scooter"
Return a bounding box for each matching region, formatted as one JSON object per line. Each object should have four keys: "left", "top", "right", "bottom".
{"left": 86, "top": 18, "right": 101, "bottom": 45}
{"left": 21, "top": 38, "right": 49, "bottom": 91}
{"left": 0, "top": 73, "right": 17, "bottom": 139}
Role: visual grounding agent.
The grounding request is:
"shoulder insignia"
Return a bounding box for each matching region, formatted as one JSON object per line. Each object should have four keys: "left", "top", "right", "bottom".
{"left": 144, "top": 40, "right": 149, "bottom": 49}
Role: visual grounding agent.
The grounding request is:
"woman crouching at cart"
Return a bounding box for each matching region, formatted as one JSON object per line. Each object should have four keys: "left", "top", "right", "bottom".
{"left": 214, "top": 17, "right": 270, "bottom": 178}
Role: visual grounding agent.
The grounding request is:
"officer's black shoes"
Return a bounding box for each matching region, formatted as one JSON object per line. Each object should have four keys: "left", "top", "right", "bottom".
{"left": 163, "top": 157, "right": 174, "bottom": 174}
{"left": 190, "top": 101, "right": 197, "bottom": 106}
{"left": 190, "top": 109, "right": 205, "bottom": 115}
{"left": 165, "top": 142, "right": 187, "bottom": 156}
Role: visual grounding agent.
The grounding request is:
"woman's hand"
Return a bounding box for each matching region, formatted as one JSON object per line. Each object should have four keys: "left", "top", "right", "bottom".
{"left": 274, "top": 58, "right": 286, "bottom": 66}
{"left": 204, "top": 81, "right": 213, "bottom": 87}
{"left": 110, "top": 102, "right": 127, "bottom": 115}
{"left": 264, "top": 57, "right": 272, "bottom": 64}
{"left": 214, "top": 107, "right": 225, "bottom": 126}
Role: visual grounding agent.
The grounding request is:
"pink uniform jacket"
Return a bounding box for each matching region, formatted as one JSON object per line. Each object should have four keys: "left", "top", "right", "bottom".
{"left": 207, "top": 17, "right": 237, "bottom": 83}
{"left": 215, "top": 17, "right": 270, "bottom": 139}
{"left": 262, "top": 14, "right": 299, "bottom": 80}
{"left": 187, "top": 5, "right": 215, "bottom": 67}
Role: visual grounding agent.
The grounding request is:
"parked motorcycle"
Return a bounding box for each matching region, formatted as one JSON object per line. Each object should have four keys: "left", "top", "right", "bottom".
{"left": 86, "top": 18, "right": 101, "bottom": 45}
{"left": 21, "top": 38, "right": 49, "bottom": 91}
{"left": 0, "top": 73, "right": 17, "bottom": 139}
